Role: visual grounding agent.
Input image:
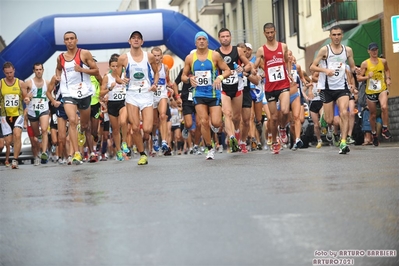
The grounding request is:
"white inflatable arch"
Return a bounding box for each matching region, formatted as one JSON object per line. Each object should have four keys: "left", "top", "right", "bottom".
{"left": 0, "top": 9, "right": 219, "bottom": 80}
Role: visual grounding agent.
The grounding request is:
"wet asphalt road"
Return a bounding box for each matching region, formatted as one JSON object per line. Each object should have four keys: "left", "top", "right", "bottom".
{"left": 1, "top": 143, "right": 398, "bottom": 266}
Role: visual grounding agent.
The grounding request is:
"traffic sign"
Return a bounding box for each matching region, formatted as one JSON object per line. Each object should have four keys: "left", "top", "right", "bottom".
{"left": 391, "top": 15, "right": 399, "bottom": 42}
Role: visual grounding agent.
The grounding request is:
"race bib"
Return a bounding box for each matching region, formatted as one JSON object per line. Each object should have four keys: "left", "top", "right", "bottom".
{"left": 171, "top": 115, "right": 180, "bottom": 124}
{"left": 32, "top": 97, "right": 48, "bottom": 112}
{"left": 4, "top": 94, "right": 19, "bottom": 108}
{"left": 369, "top": 79, "right": 381, "bottom": 91}
{"left": 154, "top": 86, "right": 162, "bottom": 97}
{"left": 69, "top": 82, "right": 89, "bottom": 99}
{"left": 112, "top": 84, "right": 126, "bottom": 100}
{"left": 52, "top": 113, "right": 58, "bottom": 125}
{"left": 194, "top": 70, "right": 212, "bottom": 86}
{"left": 268, "top": 66, "right": 285, "bottom": 82}
{"left": 223, "top": 70, "right": 239, "bottom": 85}
{"left": 328, "top": 62, "right": 345, "bottom": 79}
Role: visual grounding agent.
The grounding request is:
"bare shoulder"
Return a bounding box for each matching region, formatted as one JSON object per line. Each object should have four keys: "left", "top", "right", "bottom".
{"left": 24, "top": 78, "right": 32, "bottom": 87}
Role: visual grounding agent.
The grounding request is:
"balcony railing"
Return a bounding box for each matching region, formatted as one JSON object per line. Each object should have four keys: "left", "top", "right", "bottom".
{"left": 197, "top": 0, "right": 223, "bottom": 15}
{"left": 321, "top": 0, "right": 358, "bottom": 31}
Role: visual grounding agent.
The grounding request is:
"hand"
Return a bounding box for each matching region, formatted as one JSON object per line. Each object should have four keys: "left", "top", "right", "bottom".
{"left": 190, "top": 76, "right": 198, "bottom": 87}
{"left": 149, "top": 84, "right": 157, "bottom": 92}
{"left": 326, "top": 69, "right": 335, "bottom": 77}
{"left": 166, "top": 86, "right": 174, "bottom": 96}
{"left": 74, "top": 63, "right": 82, "bottom": 72}
{"left": 368, "top": 72, "right": 374, "bottom": 78}
{"left": 52, "top": 101, "right": 61, "bottom": 108}
{"left": 213, "top": 78, "right": 222, "bottom": 90}
{"left": 24, "top": 96, "right": 30, "bottom": 105}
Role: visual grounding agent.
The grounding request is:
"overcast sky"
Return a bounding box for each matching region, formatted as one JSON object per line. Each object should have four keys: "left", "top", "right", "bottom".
{"left": 0, "top": 0, "right": 121, "bottom": 80}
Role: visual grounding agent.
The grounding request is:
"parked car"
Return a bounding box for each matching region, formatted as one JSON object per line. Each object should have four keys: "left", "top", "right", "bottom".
{"left": 0, "top": 129, "right": 35, "bottom": 164}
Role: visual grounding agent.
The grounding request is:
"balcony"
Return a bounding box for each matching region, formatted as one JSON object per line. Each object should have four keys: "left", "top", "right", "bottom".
{"left": 209, "top": 0, "right": 234, "bottom": 3}
{"left": 197, "top": 0, "right": 223, "bottom": 15}
{"left": 169, "top": 0, "right": 184, "bottom": 6}
{"left": 321, "top": 0, "right": 358, "bottom": 32}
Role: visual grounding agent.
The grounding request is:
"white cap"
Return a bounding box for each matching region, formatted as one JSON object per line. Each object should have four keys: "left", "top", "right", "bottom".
{"left": 245, "top": 43, "right": 253, "bottom": 50}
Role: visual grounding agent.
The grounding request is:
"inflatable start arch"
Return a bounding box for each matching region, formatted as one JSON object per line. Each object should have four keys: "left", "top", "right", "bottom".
{"left": 0, "top": 9, "right": 220, "bottom": 80}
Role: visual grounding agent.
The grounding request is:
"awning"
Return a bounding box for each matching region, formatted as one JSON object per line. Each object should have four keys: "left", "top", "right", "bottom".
{"left": 314, "top": 19, "right": 382, "bottom": 66}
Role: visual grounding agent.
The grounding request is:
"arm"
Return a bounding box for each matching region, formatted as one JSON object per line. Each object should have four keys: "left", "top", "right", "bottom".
{"left": 253, "top": 47, "right": 264, "bottom": 70}
{"left": 356, "top": 61, "right": 368, "bottom": 82}
{"left": 283, "top": 44, "right": 292, "bottom": 78}
{"left": 164, "top": 64, "right": 174, "bottom": 96}
{"left": 46, "top": 76, "right": 61, "bottom": 108}
{"left": 148, "top": 52, "right": 159, "bottom": 92}
{"left": 100, "top": 75, "right": 110, "bottom": 98}
{"left": 345, "top": 68, "right": 355, "bottom": 94}
{"left": 238, "top": 47, "right": 254, "bottom": 74}
{"left": 383, "top": 59, "right": 391, "bottom": 86}
{"left": 115, "top": 54, "right": 128, "bottom": 84}
{"left": 23, "top": 79, "right": 32, "bottom": 103}
{"left": 55, "top": 55, "right": 62, "bottom": 79}
{"left": 20, "top": 80, "right": 29, "bottom": 105}
{"left": 213, "top": 51, "right": 231, "bottom": 90}
{"left": 181, "top": 55, "right": 193, "bottom": 84}
{"left": 75, "top": 49, "right": 100, "bottom": 76}
{"left": 346, "top": 47, "right": 357, "bottom": 74}
{"left": 310, "top": 46, "right": 332, "bottom": 76}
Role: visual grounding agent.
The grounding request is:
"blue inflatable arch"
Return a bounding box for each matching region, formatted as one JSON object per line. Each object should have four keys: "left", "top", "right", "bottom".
{"left": 0, "top": 9, "right": 220, "bottom": 80}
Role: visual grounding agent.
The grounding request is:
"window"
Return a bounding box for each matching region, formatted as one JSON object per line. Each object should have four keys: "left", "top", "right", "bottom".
{"left": 139, "top": 0, "right": 149, "bottom": 10}
{"left": 289, "top": 0, "right": 298, "bottom": 36}
{"left": 272, "top": 0, "right": 286, "bottom": 43}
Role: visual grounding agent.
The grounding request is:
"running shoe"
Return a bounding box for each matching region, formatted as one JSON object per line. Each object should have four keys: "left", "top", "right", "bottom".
{"left": 271, "top": 142, "right": 280, "bottom": 154}
{"left": 257, "top": 143, "right": 263, "bottom": 150}
{"left": 333, "top": 133, "right": 340, "bottom": 147}
{"left": 347, "top": 136, "right": 355, "bottom": 145}
{"left": 291, "top": 138, "right": 303, "bottom": 151}
{"left": 116, "top": 150, "right": 124, "bottom": 161}
{"left": 279, "top": 127, "right": 288, "bottom": 144}
{"left": 72, "top": 152, "right": 83, "bottom": 165}
{"left": 100, "top": 153, "right": 108, "bottom": 161}
{"left": 58, "top": 158, "right": 64, "bottom": 165}
{"left": 164, "top": 147, "right": 172, "bottom": 156}
{"left": 267, "top": 135, "right": 273, "bottom": 146}
{"left": 40, "top": 152, "right": 48, "bottom": 160}
{"left": 77, "top": 124, "right": 86, "bottom": 147}
{"left": 251, "top": 140, "right": 258, "bottom": 151}
{"left": 137, "top": 154, "right": 148, "bottom": 165}
{"left": 206, "top": 148, "right": 215, "bottom": 160}
{"left": 192, "top": 145, "right": 202, "bottom": 155}
{"left": 182, "top": 128, "right": 189, "bottom": 139}
{"left": 339, "top": 143, "right": 350, "bottom": 155}
{"left": 89, "top": 152, "right": 98, "bottom": 163}
{"left": 67, "top": 156, "right": 72, "bottom": 165}
{"left": 372, "top": 133, "right": 379, "bottom": 146}
{"left": 326, "top": 127, "right": 333, "bottom": 142}
{"left": 316, "top": 139, "right": 322, "bottom": 149}
{"left": 121, "top": 142, "right": 129, "bottom": 153}
{"left": 161, "top": 141, "right": 169, "bottom": 152}
{"left": 11, "top": 159, "right": 18, "bottom": 169}
{"left": 382, "top": 128, "right": 392, "bottom": 139}
{"left": 217, "top": 145, "right": 223, "bottom": 153}
{"left": 34, "top": 157, "right": 41, "bottom": 166}
{"left": 240, "top": 143, "right": 248, "bottom": 153}
{"left": 229, "top": 136, "right": 239, "bottom": 153}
